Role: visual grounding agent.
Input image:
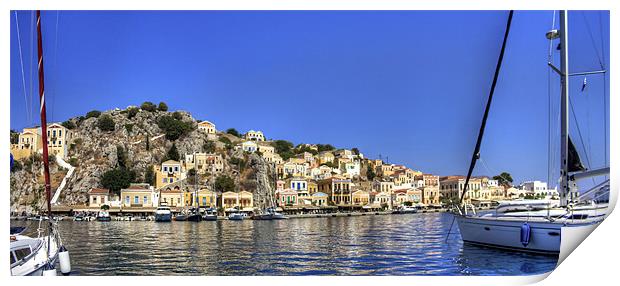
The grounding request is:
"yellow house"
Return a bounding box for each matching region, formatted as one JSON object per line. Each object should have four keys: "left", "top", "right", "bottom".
{"left": 121, "top": 184, "right": 155, "bottom": 208}
{"left": 88, "top": 188, "right": 110, "bottom": 208}
{"left": 318, "top": 151, "right": 335, "bottom": 165}
{"left": 318, "top": 177, "right": 352, "bottom": 206}
{"left": 307, "top": 181, "right": 318, "bottom": 195}
{"left": 311, "top": 192, "right": 329, "bottom": 206}
{"left": 184, "top": 153, "right": 224, "bottom": 174}
{"left": 197, "top": 120, "right": 216, "bottom": 134}
{"left": 159, "top": 186, "right": 184, "bottom": 207}
{"left": 195, "top": 188, "right": 217, "bottom": 208}
{"left": 155, "top": 160, "right": 185, "bottom": 189}
{"left": 46, "top": 123, "right": 72, "bottom": 159}
{"left": 11, "top": 127, "right": 42, "bottom": 160}
{"left": 221, "top": 191, "right": 254, "bottom": 211}
{"left": 352, "top": 190, "right": 371, "bottom": 206}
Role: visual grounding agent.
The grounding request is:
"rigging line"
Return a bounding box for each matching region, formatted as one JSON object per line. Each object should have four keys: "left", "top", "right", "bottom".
{"left": 547, "top": 10, "right": 556, "bottom": 189}
{"left": 29, "top": 11, "right": 35, "bottom": 125}
{"left": 598, "top": 11, "right": 608, "bottom": 175}
{"left": 460, "top": 11, "right": 514, "bottom": 203}
{"left": 14, "top": 11, "right": 31, "bottom": 124}
{"left": 580, "top": 12, "right": 604, "bottom": 69}
{"left": 568, "top": 97, "right": 596, "bottom": 186}
{"left": 50, "top": 11, "right": 60, "bottom": 123}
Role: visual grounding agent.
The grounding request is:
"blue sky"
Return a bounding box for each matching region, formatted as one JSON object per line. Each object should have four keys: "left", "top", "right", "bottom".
{"left": 10, "top": 11, "right": 609, "bottom": 186}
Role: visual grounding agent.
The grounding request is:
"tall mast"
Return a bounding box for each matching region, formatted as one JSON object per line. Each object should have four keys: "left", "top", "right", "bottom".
{"left": 559, "top": 11, "right": 570, "bottom": 206}
{"left": 36, "top": 10, "right": 52, "bottom": 219}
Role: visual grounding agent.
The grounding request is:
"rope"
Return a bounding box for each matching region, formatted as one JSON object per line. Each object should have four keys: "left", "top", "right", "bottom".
{"left": 14, "top": 11, "right": 31, "bottom": 125}
{"left": 547, "top": 10, "right": 556, "bottom": 188}
{"left": 568, "top": 97, "right": 596, "bottom": 187}
{"left": 580, "top": 12, "right": 604, "bottom": 70}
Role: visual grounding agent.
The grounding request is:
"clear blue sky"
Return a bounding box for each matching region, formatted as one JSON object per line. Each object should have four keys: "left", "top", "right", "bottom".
{"left": 10, "top": 11, "right": 609, "bottom": 186}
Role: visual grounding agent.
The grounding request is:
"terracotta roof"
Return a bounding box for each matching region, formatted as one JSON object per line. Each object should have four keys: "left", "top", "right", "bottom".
{"left": 88, "top": 188, "right": 109, "bottom": 194}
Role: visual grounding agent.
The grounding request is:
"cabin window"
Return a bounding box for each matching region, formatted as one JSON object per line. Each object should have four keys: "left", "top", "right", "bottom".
{"left": 10, "top": 252, "right": 16, "bottom": 264}
{"left": 13, "top": 247, "right": 32, "bottom": 262}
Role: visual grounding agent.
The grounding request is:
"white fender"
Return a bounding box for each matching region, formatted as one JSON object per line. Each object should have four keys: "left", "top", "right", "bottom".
{"left": 59, "top": 246, "right": 71, "bottom": 275}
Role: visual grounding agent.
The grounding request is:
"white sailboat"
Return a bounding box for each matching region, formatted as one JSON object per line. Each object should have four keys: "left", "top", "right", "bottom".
{"left": 10, "top": 11, "right": 72, "bottom": 275}
{"left": 454, "top": 11, "right": 610, "bottom": 255}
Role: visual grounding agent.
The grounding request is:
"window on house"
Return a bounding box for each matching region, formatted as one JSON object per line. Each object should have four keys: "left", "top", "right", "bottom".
{"left": 163, "top": 166, "right": 168, "bottom": 172}
{"left": 134, "top": 196, "right": 139, "bottom": 204}
{"left": 125, "top": 196, "right": 130, "bottom": 204}
{"left": 143, "top": 196, "right": 148, "bottom": 204}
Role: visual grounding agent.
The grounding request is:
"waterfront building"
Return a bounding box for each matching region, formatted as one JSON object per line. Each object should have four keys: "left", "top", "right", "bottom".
{"left": 310, "top": 165, "right": 336, "bottom": 180}
{"left": 352, "top": 190, "right": 371, "bottom": 206}
{"left": 184, "top": 153, "right": 224, "bottom": 174}
{"left": 276, "top": 189, "right": 299, "bottom": 207}
{"left": 394, "top": 188, "right": 423, "bottom": 206}
{"left": 439, "top": 176, "right": 487, "bottom": 204}
{"left": 196, "top": 188, "right": 217, "bottom": 208}
{"left": 88, "top": 188, "right": 110, "bottom": 208}
{"left": 520, "top": 181, "right": 559, "bottom": 198}
{"left": 221, "top": 191, "right": 254, "bottom": 211}
{"left": 282, "top": 161, "right": 309, "bottom": 178}
{"left": 245, "top": 130, "right": 265, "bottom": 141}
{"left": 121, "top": 184, "right": 155, "bottom": 208}
{"left": 311, "top": 192, "right": 328, "bottom": 206}
{"left": 159, "top": 186, "right": 184, "bottom": 207}
{"left": 318, "top": 177, "right": 352, "bottom": 206}
{"left": 288, "top": 178, "right": 308, "bottom": 191}
{"left": 154, "top": 160, "right": 186, "bottom": 189}
{"left": 372, "top": 192, "right": 391, "bottom": 207}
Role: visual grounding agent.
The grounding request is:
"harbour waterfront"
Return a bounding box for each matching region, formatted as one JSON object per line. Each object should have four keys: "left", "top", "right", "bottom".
{"left": 13, "top": 212, "right": 558, "bottom": 275}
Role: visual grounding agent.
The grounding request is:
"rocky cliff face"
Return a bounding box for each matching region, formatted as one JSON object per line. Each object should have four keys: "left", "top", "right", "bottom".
{"left": 10, "top": 107, "right": 276, "bottom": 213}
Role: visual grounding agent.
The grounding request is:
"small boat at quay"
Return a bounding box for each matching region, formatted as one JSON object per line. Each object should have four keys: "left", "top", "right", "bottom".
{"left": 202, "top": 208, "right": 218, "bottom": 221}
{"left": 392, "top": 205, "right": 419, "bottom": 214}
{"left": 96, "top": 211, "right": 111, "bottom": 222}
{"left": 154, "top": 205, "right": 172, "bottom": 222}
{"left": 228, "top": 212, "right": 245, "bottom": 221}
{"left": 252, "top": 208, "right": 287, "bottom": 220}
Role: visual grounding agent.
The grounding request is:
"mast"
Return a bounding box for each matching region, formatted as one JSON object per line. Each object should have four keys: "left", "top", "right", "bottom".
{"left": 459, "top": 11, "right": 514, "bottom": 204}
{"left": 36, "top": 10, "right": 52, "bottom": 220}
{"left": 559, "top": 10, "right": 570, "bottom": 207}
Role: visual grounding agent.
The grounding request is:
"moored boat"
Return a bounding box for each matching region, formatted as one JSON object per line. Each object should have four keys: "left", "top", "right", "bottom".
{"left": 96, "top": 210, "right": 111, "bottom": 222}
{"left": 154, "top": 205, "right": 172, "bottom": 222}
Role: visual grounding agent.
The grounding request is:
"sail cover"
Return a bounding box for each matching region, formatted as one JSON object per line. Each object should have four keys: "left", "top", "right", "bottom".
{"left": 568, "top": 136, "right": 586, "bottom": 172}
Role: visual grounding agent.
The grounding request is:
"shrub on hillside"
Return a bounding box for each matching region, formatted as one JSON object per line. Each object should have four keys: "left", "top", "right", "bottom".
{"left": 157, "top": 115, "right": 192, "bottom": 141}
{"left": 61, "top": 120, "right": 76, "bottom": 130}
{"left": 158, "top": 102, "right": 168, "bottom": 112}
{"left": 97, "top": 115, "right": 115, "bottom": 131}
{"left": 140, "top": 101, "right": 157, "bottom": 112}
{"left": 100, "top": 167, "right": 136, "bottom": 195}
{"left": 126, "top": 107, "right": 139, "bottom": 119}
{"left": 85, "top": 110, "right": 102, "bottom": 119}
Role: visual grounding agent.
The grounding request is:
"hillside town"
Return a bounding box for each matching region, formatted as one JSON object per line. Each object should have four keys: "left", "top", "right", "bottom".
{"left": 9, "top": 103, "right": 562, "bottom": 217}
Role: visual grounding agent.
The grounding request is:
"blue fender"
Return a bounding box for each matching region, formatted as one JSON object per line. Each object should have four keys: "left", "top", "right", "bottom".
{"left": 520, "top": 222, "right": 531, "bottom": 247}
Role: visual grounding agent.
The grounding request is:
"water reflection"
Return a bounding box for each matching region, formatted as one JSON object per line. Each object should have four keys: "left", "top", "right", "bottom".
{"left": 13, "top": 213, "right": 557, "bottom": 275}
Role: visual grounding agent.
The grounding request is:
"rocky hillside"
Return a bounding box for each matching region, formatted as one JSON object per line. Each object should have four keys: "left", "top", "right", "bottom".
{"left": 10, "top": 105, "right": 276, "bottom": 213}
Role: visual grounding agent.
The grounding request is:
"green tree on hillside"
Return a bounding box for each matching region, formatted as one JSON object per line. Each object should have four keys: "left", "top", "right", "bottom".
{"left": 86, "top": 110, "right": 102, "bottom": 119}
{"left": 141, "top": 101, "right": 157, "bottom": 112}
{"left": 214, "top": 175, "right": 235, "bottom": 193}
{"left": 126, "top": 107, "right": 139, "bottom": 119}
{"left": 144, "top": 167, "right": 155, "bottom": 185}
{"left": 158, "top": 115, "right": 192, "bottom": 140}
{"left": 158, "top": 102, "right": 169, "bottom": 112}
{"left": 226, "top": 128, "right": 240, "bottom": 137}
{"left": 97, "top": 115, "right": 115, "bottom": 131}
{"left": 101, "top": 168, "right": 136, "bottom": 195}
{"left": 61, "top": 120, "right": 76, "bottom": 130}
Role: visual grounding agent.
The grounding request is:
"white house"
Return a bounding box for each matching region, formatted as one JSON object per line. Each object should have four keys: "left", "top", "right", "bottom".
{"left": 240, "top": 141, "right": 258, "bottom": 153}
{"left": 245, "top": 130, "right": 265, "bottom": 141}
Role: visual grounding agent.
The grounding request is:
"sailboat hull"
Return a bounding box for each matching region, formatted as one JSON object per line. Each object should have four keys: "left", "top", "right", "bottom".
{"left": 456, "top": 215, "right": 601, "bottom": 255}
